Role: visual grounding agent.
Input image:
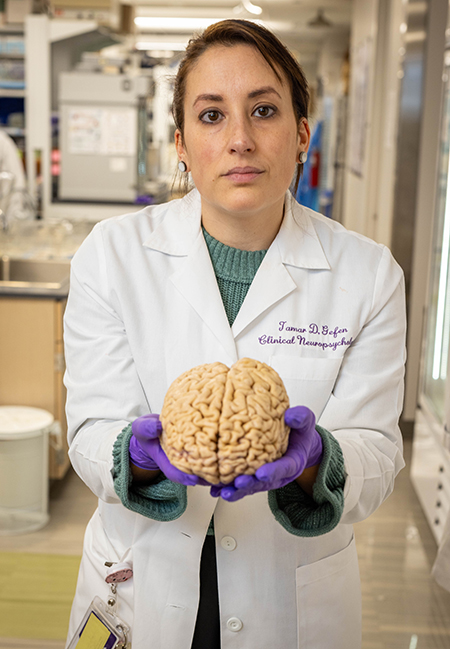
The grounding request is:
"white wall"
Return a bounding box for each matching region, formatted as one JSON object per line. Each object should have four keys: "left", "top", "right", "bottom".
{"left": 372, "top": 0, "right": 404, "bottom": 246}
{"left": 317, "top": 32, "right": 349, "bottom": 98}
{"left": 342, "top": 0, "right": 380, "bottom": 237}
{"left": 342, "top": 0, "right": 405, "bottom": 247}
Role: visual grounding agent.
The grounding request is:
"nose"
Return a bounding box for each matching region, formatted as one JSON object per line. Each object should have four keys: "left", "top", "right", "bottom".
{"left": 228, "top": 115, "right": 255, "bottom": 155}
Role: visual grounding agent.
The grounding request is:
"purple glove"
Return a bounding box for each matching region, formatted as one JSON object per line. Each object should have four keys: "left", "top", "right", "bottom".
{"left": 129, "top": 414, "right": 199, "bottom": 487}
{"left": 211, "top": 405, "right": 323, "bottom": 502}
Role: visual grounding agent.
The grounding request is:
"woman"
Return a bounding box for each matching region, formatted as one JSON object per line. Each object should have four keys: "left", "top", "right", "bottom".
{"left": 64, "top": 19, "right": 406, "bottom": 649}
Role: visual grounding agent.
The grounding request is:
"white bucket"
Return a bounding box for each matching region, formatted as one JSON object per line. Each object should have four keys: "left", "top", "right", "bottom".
{"left": 0, "top": 406, "right": 53, "bottom": 535}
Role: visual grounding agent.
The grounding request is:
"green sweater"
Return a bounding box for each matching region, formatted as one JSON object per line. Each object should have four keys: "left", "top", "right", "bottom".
{"left": 112, "top": 228, "right": 346, "bottom": 537}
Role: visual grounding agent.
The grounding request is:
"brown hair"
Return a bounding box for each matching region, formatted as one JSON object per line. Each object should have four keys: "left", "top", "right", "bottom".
{"left": 172, "top": 19, "right": 309, "bottom": 191}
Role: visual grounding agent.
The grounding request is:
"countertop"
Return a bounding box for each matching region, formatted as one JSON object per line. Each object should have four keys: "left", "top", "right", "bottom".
{"left": 0, "top": 219, "right": 94, "bottom": 298}
{"left": 0, "top": 219, "right": 94, "bottom": 260}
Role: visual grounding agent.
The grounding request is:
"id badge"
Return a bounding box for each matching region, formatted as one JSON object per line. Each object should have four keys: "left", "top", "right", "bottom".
{"left": 67, "top": 596, "right": 130, "bottom": 649}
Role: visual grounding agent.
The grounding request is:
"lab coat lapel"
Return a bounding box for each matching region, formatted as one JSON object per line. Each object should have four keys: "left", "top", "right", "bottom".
{"left": 231, "top": 252, "right": 296, "bottom": 337}
{"left": 143, "top": 191, "right": 238, "bottom": 362}
{"left": 232, "top": 193, "right": 330, "bottom": 338}
{"left": 170, "top": 234, "right": 238, "bottom": 362}
{"left": 143, "top": 190, "right": 329, "bottom": 353}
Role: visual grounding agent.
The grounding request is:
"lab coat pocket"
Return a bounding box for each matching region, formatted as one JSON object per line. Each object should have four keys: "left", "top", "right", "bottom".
{"left": 269, "top": 355, "right": 342, "bottom": 417}
{"left": 67, "top": 509, "right": 135, "bottom": 645}
{"left": 295, "top": 535, "right": 361, "bottom": 649}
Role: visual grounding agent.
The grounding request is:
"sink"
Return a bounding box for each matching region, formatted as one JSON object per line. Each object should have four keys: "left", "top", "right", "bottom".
{"left": 0, "top": 257, "right": 70, "bottom": 292}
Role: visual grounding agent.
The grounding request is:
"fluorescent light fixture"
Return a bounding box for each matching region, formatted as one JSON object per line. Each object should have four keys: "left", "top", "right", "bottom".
{"left": 243, "top": 1, "right": 263, "bottom": 15}
{"left": 134, "top": 17, "right": 219, "bottom": 31}
{"left": 135, "top": 41, "right": 187, "bottom": 51}
{"left": 233, "top": 1, "right": 263, "bottom": 17}
{"left": 432, "top": 153, "right": 450, "bottom": 380}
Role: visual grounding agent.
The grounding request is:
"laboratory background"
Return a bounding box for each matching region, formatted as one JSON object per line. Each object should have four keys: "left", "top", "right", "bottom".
{"left": 0, "top": 0, "right": 450, "bottom": 646}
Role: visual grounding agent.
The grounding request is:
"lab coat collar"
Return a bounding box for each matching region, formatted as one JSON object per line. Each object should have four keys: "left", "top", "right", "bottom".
{"left": 278, "top": 191, "right": 331, "bottom": 271}
{"left": 142, "top": 189, "right": 330, "bottom": 347}
{"left": 143, "top": 189, "right": 331, "bottom": 272}
{"left": 143, "top": 190, "right": 202, "bottom": 256}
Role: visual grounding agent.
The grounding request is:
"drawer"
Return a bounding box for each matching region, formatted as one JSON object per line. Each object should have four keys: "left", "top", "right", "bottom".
{"left": 434, "top": 467, "right": 450, "bottom": 529}
{"left": 411, "top": 410, "right": 450, "bottom": 543}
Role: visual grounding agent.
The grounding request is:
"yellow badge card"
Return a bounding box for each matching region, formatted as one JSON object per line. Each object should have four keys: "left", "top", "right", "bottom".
{"left": 75, "top": 612, "right": 117, "bottom": 649}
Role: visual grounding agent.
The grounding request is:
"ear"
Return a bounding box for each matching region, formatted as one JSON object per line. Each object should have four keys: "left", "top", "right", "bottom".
{"left": 175, "top": 129, "right": 188, "bottom": 165}
{"left": 297, "top": 118, "right": 311, "bottom": 159}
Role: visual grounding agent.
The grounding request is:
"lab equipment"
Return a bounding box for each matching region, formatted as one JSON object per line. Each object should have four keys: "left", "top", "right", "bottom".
{"left": 58, "top": 72, "right": 153, "bottom": 203}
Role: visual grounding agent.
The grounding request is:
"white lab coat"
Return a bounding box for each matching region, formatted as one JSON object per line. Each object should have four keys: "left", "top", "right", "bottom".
{"left": 64, "top": 189, "right": 406, "bottom": 649}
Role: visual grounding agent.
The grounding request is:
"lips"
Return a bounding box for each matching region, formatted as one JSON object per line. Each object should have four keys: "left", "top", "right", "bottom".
{"left": 223, "top": 166, "right": 264, "bottom": 182}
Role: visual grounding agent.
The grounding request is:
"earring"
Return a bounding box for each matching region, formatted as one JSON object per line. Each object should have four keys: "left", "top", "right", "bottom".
{"left": 178, "top": 160, "right": 187, "bottom": 173}
{"left": 299, "top": 151, "right": 308, "bottom": 164}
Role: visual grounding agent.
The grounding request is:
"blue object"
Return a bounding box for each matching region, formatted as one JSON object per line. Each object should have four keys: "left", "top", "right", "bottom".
{"left": 296, "top": 120, "right": 323, "bottom": 212}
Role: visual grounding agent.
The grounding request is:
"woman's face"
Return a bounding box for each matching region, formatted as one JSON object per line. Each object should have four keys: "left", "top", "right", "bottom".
{"left": 175, "top": 44, "right": 309, "bottom": 229}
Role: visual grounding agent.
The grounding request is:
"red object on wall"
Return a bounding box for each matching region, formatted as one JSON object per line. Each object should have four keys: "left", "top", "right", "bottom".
{"left": 310, "top": 150, "right": 320, "bottom": 188}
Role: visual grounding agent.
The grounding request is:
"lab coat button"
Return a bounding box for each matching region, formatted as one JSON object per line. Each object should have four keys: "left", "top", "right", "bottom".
{"left": 227, "top": 617, "right": 243, "bottom": 632}
{"left": 221, "top": 536, "right": 237, "bottom": 551}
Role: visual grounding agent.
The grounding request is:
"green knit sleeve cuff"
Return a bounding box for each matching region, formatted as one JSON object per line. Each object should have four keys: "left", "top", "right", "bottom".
{"left": 267, "top": 425, "right": 345, "bottom": 537}
{"left": 111, "top": 424, "right": 187, "bottom": 521}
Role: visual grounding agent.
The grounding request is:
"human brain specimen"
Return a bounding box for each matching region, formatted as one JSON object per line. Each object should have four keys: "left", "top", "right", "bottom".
{"left": 160, "top": 358, "right": 290, "bottom": 485}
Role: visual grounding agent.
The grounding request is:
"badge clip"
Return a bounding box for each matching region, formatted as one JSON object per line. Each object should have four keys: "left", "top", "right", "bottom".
{"left": 67, "top": 560, "right": 133, "bottom": 648}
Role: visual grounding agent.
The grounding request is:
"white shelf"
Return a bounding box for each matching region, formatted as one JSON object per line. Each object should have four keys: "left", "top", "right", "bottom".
{"left": 3, "top": 127, "right": 25, "bottom": 137}
{"left": 0, "top": 52, "right": 24, "bottom": 59}
{"left": 49, "top": 19, "right": 99, "bottom": 43}
{"left": 0, "top": 88, "right": 25, "bottom": 97}
{"left": 0, "top": 26, "right": 24, "bottom": 35}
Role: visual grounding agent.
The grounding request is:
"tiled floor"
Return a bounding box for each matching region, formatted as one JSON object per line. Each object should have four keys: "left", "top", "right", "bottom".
{"left": 0, "top": 466, "right": 97, "bottom": 557}
{"left": 0, "top": 470, "right": 95, "bottom": 649}
{"left": 355, "top": 439, "right": 450, "bottom": 648}
{"left": 1, "top": 439, "right": 450, "bottom": 648}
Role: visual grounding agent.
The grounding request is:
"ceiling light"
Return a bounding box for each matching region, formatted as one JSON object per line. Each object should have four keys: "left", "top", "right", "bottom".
{"left": 243, "top": 1, "right": 263, "bottom": 15}
{"left": 233, "top": 1, "right": 263, "bottom": 16}
{"left": 134, "top": 17, "right": 219, "bottom": 31}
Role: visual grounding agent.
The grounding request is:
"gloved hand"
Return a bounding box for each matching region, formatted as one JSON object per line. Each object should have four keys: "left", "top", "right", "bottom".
{"left": 129, "top": 414, "right": 200, "bottom": 487}
{"left": 210, "top": 405, "right": 323, "bottom": 502}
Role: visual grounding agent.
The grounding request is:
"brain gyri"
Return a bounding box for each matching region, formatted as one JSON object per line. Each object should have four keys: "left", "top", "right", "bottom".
{"left": 160, "top": 358, "right": 290, "bottom": 485}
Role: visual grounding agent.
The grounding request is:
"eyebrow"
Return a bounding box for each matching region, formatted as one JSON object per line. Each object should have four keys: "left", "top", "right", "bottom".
{"left": 248, "top": 86, "right": 282, "bottom": 100}
{"left": 193, "top": 86, "right": 282, "bottom": 107}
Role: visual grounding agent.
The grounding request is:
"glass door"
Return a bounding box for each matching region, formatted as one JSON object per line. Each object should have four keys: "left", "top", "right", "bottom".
{"left": 422, "top": 50, "right": 450, "bottom": 423}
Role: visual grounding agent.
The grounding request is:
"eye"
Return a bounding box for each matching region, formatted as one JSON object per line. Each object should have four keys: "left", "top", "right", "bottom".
{"left": 253, "top": 105, "right": 276, "bottom": 118}
{"left": 200, "top": 110, "right": 223, "bottom": 124}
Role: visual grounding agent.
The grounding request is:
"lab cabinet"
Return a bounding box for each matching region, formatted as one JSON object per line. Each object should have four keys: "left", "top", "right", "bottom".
{"left": 0, "top": 296, "right": 69, "bottom": 479}
{"left": 411, "top": 408, "right": 450, "bottom": 544}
